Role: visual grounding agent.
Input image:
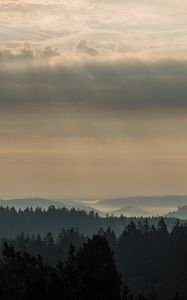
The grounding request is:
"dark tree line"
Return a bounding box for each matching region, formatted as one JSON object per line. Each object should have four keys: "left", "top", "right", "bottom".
{"left": 0, "top": 235, "right": 122, "bottom": 300}
{"left": 2, "top": 218, "right": 187, "bottom": 299}
{"left": 1, "top": 229, "right": 86, "bottom": 265}
{"left": 0, "top": 205, "right": 179, "bottom": 238}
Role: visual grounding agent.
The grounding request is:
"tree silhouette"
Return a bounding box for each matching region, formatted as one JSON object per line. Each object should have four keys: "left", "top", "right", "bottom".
{"left": 70, "top": 235, "right": 121, "bottom": 300}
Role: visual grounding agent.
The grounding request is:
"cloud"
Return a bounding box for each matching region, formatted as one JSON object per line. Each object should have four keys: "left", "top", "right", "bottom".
{"left": 76, "top": 40, "right": 99, "bottom": 57}
{"left": 1, "top": 0, "right": 187, "bottom": 58}
{"left": 0, "top": 43, "right": 60, "bottom": 60}
{"left": 0, "top": 51, "right": 187, "bottom": 112}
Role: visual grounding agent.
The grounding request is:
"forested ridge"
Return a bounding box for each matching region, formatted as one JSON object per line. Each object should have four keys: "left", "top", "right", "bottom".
{"left": 1, "top": 217, "right": 187, "bottom": 299}
{"left": 0, "top": 205, "right": 179, "bottom": 238}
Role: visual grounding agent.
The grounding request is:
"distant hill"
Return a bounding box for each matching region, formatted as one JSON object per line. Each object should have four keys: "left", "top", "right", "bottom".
{"left": 165, "top": 206, "right": 187, "bottom": 219}
{"left": 0, "top": 198, "right": 104, "bottom": 215}
{"left": 112, "top": 206, "right": 150, "bottom": 217}
{"left": 96, "top": 195, "right": 187, "bottom": 216}
{"left": 1, "top": 196, "right": 187, "bottom": 218}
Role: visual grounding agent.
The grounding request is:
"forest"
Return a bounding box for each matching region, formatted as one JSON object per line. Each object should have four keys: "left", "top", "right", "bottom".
{"left": 0, "top": 205, "right": 178, "bottom": 238}
{"left": 0, "top": 214, "right": 187, "bottom": 300}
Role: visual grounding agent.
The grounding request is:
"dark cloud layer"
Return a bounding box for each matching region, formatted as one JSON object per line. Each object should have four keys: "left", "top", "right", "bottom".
{"left": 0, "top": 56, "right": 187, "bottom": 112}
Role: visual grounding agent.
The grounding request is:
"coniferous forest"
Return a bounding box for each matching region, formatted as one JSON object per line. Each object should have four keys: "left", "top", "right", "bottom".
{"left": 0, "top": 205, "right": 178, "bottom": 238}
{"left": 0, "top": 207, "right": 186, "bottom": 299}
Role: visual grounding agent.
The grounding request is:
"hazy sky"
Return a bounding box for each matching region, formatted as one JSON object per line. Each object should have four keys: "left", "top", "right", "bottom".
{"left": 0, "top": 0, "right": 187, "bottom": 198}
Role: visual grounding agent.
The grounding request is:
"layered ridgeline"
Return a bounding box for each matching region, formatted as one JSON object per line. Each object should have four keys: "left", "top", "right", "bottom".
{"left": 0, "top": 204, "right": 180, "bottom": 238}
{"left": 1, "top": 195, "right": 187, "bottom": 217}
{"left": 0, "top": 198, "right": 102, "bottom": 214}
{"left": 95, "top": 195, "right": 187, "bottom": 217}
{"left": 0, "top": 199, "right": 186, "bottom": 299}
{"left": 0, "top": 197, "right": 186, "bottom": 238}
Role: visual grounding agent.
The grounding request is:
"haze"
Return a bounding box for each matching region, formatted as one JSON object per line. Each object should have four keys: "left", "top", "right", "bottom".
{"left": 0, "top": 0, "right": 187, "bottom": 198}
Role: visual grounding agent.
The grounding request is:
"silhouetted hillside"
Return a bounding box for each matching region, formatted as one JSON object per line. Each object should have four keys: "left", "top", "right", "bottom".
{"left": 0, "top": 198, "right": 103, "bottom": 215}
{"left": 0, "top": 235, "right": 122, "bottom": 300}
{"left": 2, "top": 219, "right": 187, "bottom": 300}
{"left": 0, "top": 205, "right": 180, "bottom": 238}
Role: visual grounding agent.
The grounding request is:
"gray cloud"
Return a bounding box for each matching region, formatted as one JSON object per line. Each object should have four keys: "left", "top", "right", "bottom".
{"left": 76, "top": 40, "right": 99, "bottom": 57}
{"left": 0, "top": 55, "right": 187, "bottom": 112}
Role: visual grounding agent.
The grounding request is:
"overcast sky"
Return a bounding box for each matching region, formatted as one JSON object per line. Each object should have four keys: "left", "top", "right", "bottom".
{"left": 0, "top": 0, "right": 187, "bottom": 199}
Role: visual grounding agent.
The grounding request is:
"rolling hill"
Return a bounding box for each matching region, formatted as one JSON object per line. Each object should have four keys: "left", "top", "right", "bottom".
{"left": 95, "top": 195, "right": 187, "bottom": 216}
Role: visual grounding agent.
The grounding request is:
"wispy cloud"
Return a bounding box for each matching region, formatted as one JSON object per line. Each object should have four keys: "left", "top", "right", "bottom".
{"left": 1, "top": 0, "right": 187, "bottom": 53}
{"left": 0, "top": 43, "right": 60, "bottom": 59}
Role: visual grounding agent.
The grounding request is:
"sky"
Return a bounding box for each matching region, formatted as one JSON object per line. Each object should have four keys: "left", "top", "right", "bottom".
{"left": 0, "top": 0, "right": 187, "bottom": 199}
